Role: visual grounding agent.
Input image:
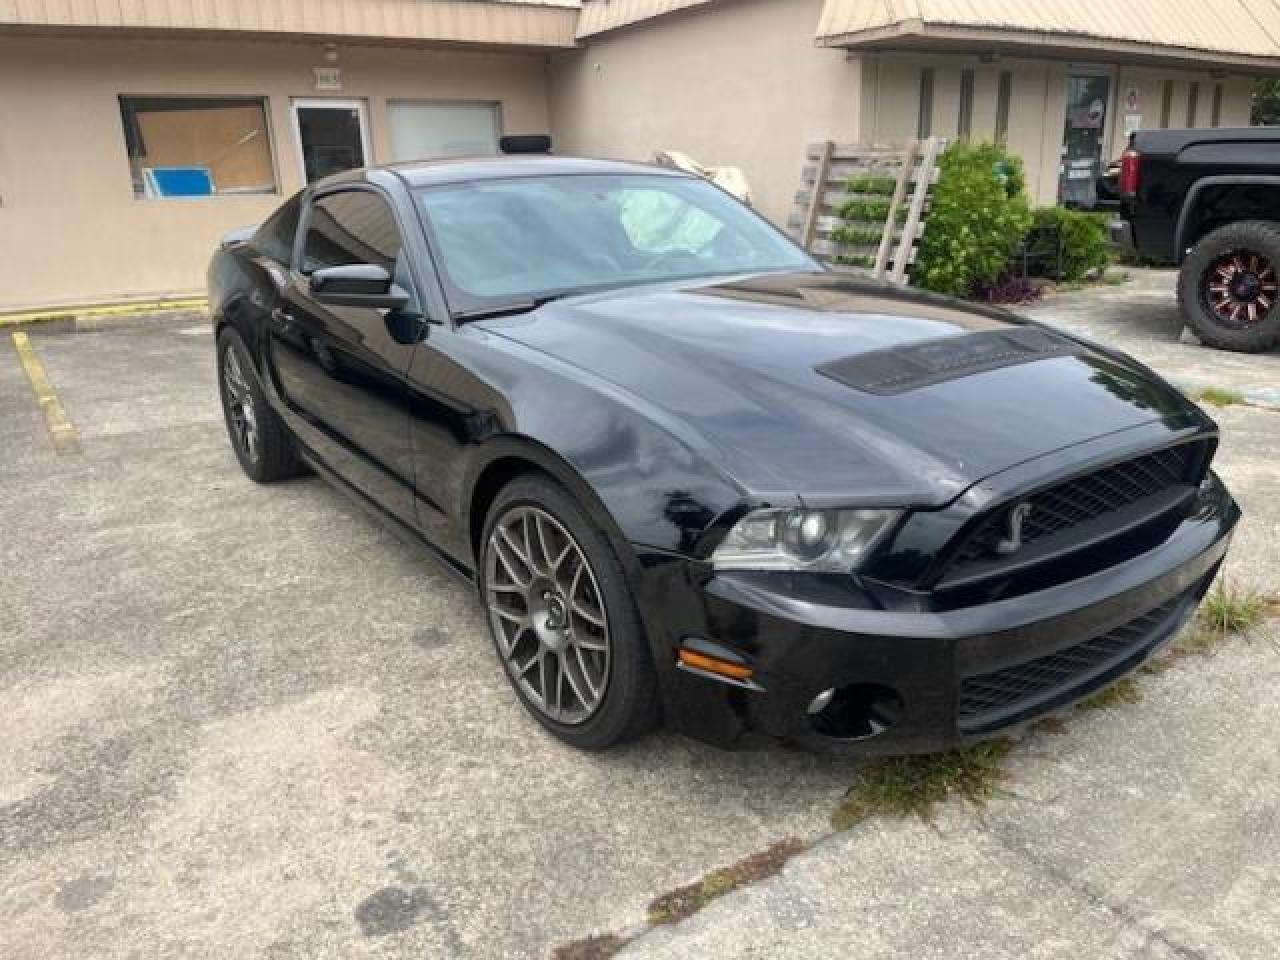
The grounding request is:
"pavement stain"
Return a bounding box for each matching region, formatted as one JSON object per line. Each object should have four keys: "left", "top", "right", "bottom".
{"left": 54, "top": 872, "right": 114, "bottom": 913}
{"left": 354, "top": 886, "right": 439, "bottom": 938}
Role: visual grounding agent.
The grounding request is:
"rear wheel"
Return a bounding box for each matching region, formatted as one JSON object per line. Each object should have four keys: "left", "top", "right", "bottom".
{"left": 479, "top": 475, "right": 659, "bottom": 749}
{"left": 217, "top": 328, "right": 305, "bottom": 482}
{"left": 1178, "top": 221, "right": 1280, "bottom": 353}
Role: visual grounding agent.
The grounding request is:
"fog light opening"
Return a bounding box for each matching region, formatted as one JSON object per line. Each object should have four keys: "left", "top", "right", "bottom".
{"left": 808, "top": 683, "right": 905, "bottom": 741}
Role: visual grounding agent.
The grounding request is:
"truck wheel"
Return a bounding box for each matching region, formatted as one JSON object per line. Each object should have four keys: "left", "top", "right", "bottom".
{"left": 1178, "top": 221, "right": 1280, "bottom": 353}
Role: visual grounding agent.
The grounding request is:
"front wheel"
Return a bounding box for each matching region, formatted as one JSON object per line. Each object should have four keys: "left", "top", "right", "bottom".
{"left": 479, "top": 475, "right": 659, "bottom": 749}
{"left": 1178, "top": 221, "right": 1280, "bottom": 353}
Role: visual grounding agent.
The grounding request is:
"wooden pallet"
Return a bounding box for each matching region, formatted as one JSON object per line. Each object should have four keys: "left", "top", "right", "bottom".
{"left": 788, "top": 138, "right": 945, "bottom": 285}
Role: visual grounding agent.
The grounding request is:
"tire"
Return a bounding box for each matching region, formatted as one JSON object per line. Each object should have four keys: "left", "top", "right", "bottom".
{"left": 216, "top": 327, "right": 305, "bottom": 483}
{"left": 478, "top": 474, "right": 660, "bottom": 749}
{"left": 1177, "top": 220, "right": 1280, "bottom": 353}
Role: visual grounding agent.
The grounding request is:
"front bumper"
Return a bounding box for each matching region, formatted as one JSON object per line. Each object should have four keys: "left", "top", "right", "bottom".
{"left": 635, "top": 480, "right": 1238, "bottom": 754}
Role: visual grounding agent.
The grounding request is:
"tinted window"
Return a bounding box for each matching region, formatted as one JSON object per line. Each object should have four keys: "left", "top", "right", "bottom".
{"left": 416, "top": 174, "right": 814, "bottom": 308}
{"left": 250, "top": 193, "right": 302, "bottom": 263}
{"left": 303, "top": 190, "right": 403, "bottom": 274}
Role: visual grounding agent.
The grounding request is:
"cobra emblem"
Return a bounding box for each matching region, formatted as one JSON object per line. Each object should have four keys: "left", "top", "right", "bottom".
{"left": 996, "top": 502, "right": 1034, "bottom": 555}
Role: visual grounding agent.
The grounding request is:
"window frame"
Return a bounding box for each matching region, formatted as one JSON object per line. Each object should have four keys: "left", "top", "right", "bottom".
{"left": 1186, "top": 82, "right": 1201, "bottom": 127}
{"left": 293, "top": 182, "right": 430, "bottom": 320}
{"left": 995, "top": 70, "right": 1013, "bottom": 146}
{"left": 118, "top": 93, "right": 280, "bottom": 201}
{"left": 1160, "top": 80, "right": 1175, "bottom": 129}
{"left": 957, "top": 68, "right": 976, "bottom": 141}
{"left": 917, "top": 67, "right": 935, "bottom": 139}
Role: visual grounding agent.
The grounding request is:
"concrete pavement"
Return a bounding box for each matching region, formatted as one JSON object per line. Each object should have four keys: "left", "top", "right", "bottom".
{"left": 1, "top": 298, "right": 1276, "bottom": 959}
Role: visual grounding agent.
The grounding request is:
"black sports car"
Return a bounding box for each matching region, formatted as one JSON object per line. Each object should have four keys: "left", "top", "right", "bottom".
{"left": 208, "top": 156, "right": 1238, "bottom": 753}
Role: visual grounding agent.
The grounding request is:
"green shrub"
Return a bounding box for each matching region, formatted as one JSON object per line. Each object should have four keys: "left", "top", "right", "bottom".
{"left": 837, "top": 197, "right": 891, "bottom": 223}
{"left": 846, "top": 175, "right": 898, "bottom": 197}
{"left": 913, "top": 143, "right": 1032, "bottom": 297}
{"left": 1031, "top": 206, "right": 1112, "bottom": 282}
{"left": 831, "top": 225, "right": 884, "bottom": 247}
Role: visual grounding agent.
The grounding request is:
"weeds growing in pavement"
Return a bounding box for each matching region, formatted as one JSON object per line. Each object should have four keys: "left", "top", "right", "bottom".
{"left": 830, "top": 741, "right": 1014, "bottom": 832}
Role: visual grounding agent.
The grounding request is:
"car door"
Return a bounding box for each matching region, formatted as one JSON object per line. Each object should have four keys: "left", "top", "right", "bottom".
{"left": 269, "top": 185, "right": 423, "bottom": 526}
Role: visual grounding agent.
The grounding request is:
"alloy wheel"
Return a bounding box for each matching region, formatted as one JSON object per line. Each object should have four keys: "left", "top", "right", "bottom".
{"left": 221, "top": 346, "right": 260, "bottom": 463}
{"left": 485, "top": 505, "right": 611, "bottom": 725}
{"left": 1204, "top": 250, "right": 1279, "bottom": 329}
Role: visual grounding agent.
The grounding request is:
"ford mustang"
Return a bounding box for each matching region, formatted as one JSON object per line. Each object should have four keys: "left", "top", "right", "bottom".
{"left": 207, "top": 156, "right": 1238, "bottom": 753}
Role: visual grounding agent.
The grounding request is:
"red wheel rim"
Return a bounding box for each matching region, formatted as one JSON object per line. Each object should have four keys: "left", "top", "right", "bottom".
{"left": 1203, "top": 250, "right": 1278, "bottom": 329}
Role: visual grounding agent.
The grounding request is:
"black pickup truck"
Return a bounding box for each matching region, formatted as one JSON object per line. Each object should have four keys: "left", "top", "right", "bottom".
{"left": 1115, "top": 127, "right": 1280, "bottom": 353}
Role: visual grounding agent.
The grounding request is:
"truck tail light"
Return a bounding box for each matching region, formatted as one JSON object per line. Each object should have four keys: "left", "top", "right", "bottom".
{"left": 1120, "top": 147, "right": 1142, "bottom": 196}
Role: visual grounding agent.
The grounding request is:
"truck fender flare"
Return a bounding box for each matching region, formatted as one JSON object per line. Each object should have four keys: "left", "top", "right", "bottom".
{"left": 1176, "top": 175, "right": 1280, "bottom": 261}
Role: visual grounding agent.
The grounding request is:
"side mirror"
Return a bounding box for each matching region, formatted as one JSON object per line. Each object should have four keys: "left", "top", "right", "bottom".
{"left": 310, "top": 264, "right": 411, "bottom": 310}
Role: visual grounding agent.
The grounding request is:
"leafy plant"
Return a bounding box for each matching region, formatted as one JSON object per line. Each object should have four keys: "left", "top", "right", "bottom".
{"left": 1031, "top": 206, "right": 1113, "bottom": 283}
{"left": 913, "top": 143, "right": 1032, "bottom": 297}
{"left": 836, "top": 198, "right": 891, "bottom": 223}
{"left": 846, "top": 175, "right": 898, "bottom": 197}
{"left": 1253, "top": 78, "right": 1280, "bottom": 126}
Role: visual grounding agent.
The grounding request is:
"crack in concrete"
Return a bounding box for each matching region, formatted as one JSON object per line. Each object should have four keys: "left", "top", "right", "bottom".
{"left": 978, "top": 816, "right": 1213, "bottom": 960}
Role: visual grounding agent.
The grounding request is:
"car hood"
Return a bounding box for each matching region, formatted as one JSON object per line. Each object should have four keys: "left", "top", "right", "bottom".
{"left": 479, "top": 272, "right": 1199, "bottom": 506}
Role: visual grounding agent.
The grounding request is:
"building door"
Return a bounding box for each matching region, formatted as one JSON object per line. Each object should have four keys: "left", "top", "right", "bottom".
{"left": 291, "top": 99, "right": 371, "bottom": 183}
{"left": 1058, "top": 68, "right": 1113, "bottom": 208}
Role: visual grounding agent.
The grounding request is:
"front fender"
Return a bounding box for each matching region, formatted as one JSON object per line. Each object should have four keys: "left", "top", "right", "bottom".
{"left": 442, "top": 326, "right": 790, "bottom": 564}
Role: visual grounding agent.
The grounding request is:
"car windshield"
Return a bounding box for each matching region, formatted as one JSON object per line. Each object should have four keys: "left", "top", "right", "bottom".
{"left": 415, "top": 173, "right": 818, "bottom": 314}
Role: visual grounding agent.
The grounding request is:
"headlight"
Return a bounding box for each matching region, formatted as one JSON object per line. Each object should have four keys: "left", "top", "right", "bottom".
{"left": 711, "top": 508, "right": 901, "bottom": 572}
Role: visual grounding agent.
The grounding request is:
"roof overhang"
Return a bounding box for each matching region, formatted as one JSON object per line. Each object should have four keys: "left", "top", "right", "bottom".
{"left": 0, "top": 0, "right": 581, "bottom": 49}
{"left": 818, "top": 18, "right": 1280, "bottom": 74}
{"left": 576, "top": 0, "right": 720, "bottom": 39}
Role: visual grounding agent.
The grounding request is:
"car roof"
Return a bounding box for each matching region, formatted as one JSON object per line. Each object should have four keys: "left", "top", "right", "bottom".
{"left": 375, "top": 155, "right": 689, "bottom": 189}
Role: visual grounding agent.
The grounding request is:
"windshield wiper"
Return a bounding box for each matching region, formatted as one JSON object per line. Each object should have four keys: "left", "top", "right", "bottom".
{"left": 452, "top": 293, "right": 568, "bottom": 324}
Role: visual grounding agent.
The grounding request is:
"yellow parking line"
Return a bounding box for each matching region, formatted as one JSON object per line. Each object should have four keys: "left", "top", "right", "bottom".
{"left": 0, "top": 297, "right": 207, "bottom": 328}
{"left": 10, "top": 332, "right": 80, "bottom": 454}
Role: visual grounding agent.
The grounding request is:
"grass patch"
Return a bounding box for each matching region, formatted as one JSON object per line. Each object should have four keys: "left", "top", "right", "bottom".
{"left": 1198, "top": 579, "right": 1271, "bottom": 637}
{"left": 647, "top": 838, "right": 805, "bottom": 926}
{"left": 551, "top": 934, "right": 628, "bottom": 960}
{"left": 1077, "top": 675, "right": 1143, "bottom": 711}
{"left": 1147, "top": 580, "right": 1276, "bottom": 672}
{"left": 1194, "top": 386, "right": 1246, "bottom": 408}
{"left": 830, "top": 741, "right": 1013, "bottom": 832}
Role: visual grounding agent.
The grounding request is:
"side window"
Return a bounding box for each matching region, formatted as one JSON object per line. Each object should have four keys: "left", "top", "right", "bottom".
{"left": 303, "top": 190, "right": 404, "bottom": 275}
{"left": 250, "top": 193, "right": 302, "bottom": 263}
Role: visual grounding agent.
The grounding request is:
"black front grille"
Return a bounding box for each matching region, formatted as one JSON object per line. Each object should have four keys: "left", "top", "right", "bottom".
{"left": 958, "top": 594, "right": 1187, "bottom": 730}
{"left": 949, "top": 442, "right": 1207, "bottom": 571}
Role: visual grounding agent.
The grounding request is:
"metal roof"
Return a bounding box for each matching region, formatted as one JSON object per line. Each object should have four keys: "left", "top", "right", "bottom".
{"left": 0, "top": 0, "right": 583, "bottom": 48}
{"left": 816, "top": 0, "right": 1280, "bottom": 69}
{"left": 576, "top": 0, "right": 719, "bottom": 37}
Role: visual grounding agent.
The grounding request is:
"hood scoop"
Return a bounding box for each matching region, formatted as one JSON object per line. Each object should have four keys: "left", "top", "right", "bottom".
{"left": 816, "top": 328, "right": 1083, "bottom": 396}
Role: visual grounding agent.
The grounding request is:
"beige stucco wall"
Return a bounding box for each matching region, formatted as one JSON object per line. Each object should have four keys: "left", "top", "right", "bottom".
{"left": 548, "top": 0, "right": 861, "bottom": 226}
{"left": 857, "top": 51, "right": 1257, "bottom": 206}
{"left": 0, "top": 34, "right": 551, "bottom": 311}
